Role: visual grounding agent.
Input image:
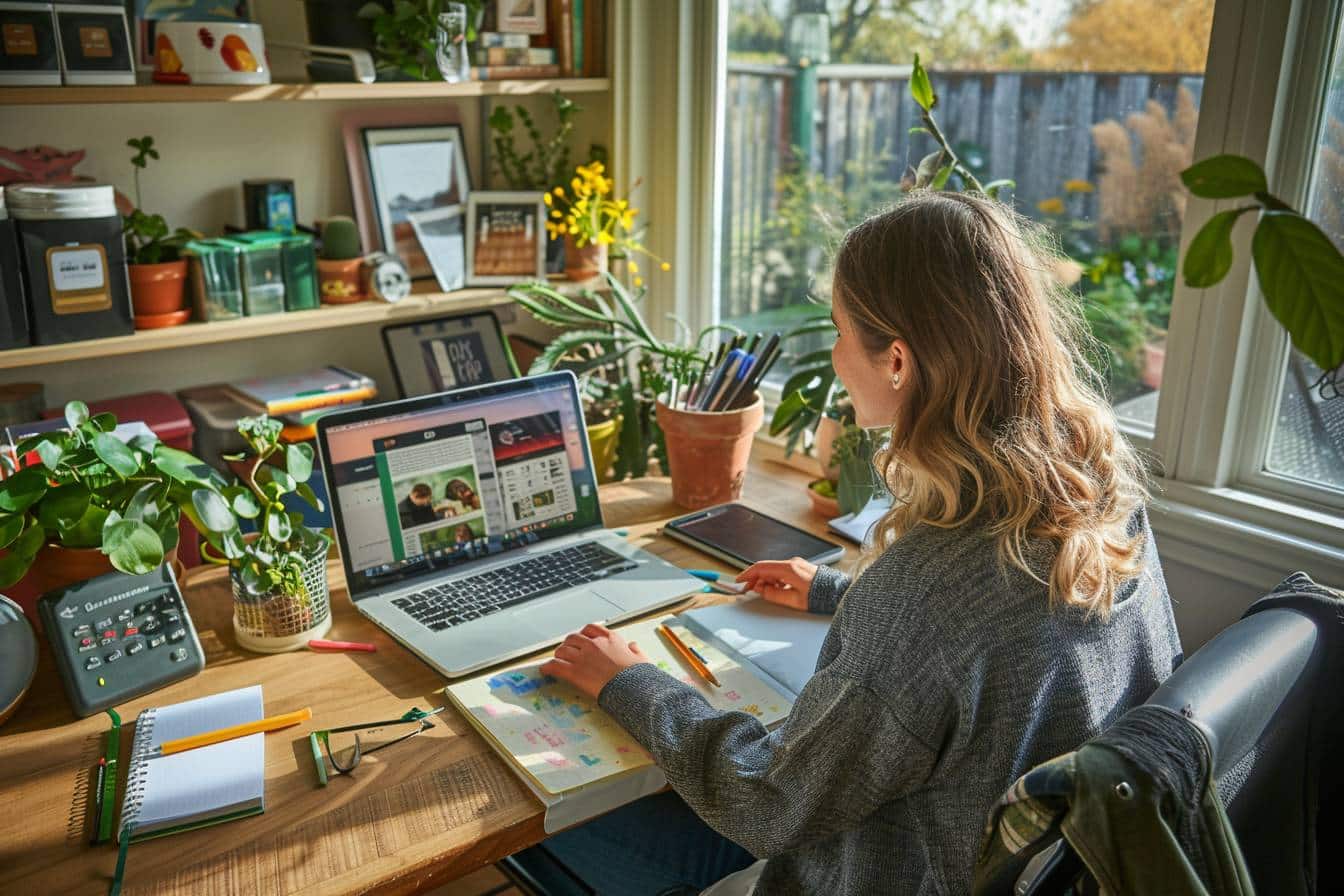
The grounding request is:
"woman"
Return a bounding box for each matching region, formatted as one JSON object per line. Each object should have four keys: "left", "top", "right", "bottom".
{"left": 436, "top": 478, "right": 481, "bottom": 517}
{"left": 541, "top": 192, "right": 1181, "bottom": 895}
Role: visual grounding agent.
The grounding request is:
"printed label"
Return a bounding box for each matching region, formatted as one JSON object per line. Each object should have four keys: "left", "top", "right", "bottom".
{"left": 3, "top": 24, "right": 37, "bottom": 56}
{"left": 46, "top": 244, "right": 112, "bottom": 314}
{"left": 79, "top": 27, "right": 112, "bottom": 59}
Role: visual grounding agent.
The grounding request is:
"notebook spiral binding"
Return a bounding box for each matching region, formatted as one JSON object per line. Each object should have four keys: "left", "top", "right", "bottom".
{"left": 117, "top": 708, "right": 159, "bottom": 839}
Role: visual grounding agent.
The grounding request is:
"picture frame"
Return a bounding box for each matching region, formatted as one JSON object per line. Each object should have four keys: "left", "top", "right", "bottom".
{"left": 342, "top": 107, "right": 470, "bottom": 281}
{"left": 464, "top": 192, "right": 547, "bottom": 286}
{"left": 408, "top": 204, "right": 466, "bottom": 293}
{"left": 0, "top": 2, "right": 61, "bottom": 86}
{"left": 495, "top": 0, "right": 547, "bottom": 35}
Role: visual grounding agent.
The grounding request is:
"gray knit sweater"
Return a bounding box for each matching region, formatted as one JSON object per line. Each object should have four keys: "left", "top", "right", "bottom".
{"left": 598, "top": 507, "right": 1181, "bottom": 895}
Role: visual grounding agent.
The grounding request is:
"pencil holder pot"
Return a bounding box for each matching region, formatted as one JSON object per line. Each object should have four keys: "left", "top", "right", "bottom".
{"left": 656, "top": 394, "right": 763, "bottom": 510}
{"left": 230, "top": 547, "right": 332, "bottom": 653}
{"left": 585, "top": 414, "right": 622, "bottom": 484}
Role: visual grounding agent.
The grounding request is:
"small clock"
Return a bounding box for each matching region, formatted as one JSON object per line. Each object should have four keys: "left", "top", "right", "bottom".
{"left": 362, "top": 252, "right": 410, "bottom": 303}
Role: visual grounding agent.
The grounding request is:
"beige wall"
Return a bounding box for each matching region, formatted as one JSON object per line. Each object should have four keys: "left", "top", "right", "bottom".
{"left": 0, "top": 3, "right": 610, "bottom": 406}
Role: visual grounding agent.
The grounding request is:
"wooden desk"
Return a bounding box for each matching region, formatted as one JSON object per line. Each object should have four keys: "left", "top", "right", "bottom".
{"left": 0, "top": 452, "right": 825, "bottom": 896}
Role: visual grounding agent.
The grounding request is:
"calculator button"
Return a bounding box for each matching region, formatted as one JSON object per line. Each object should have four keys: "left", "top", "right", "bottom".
{"left": 104, "top": 649, "right": 123, "bottom": 663}
{"left": 99, "top": 637, "right": 115, "bottom": 647}
{"left": 135, "top": 600, "right": 155, "bottom": 614}
{"left": 162, "top": 611, "right": 181, "bottom": 624}
{"left": 96, "top": 618, "right": 113, "bottom": 630}
{"left": 168, "top": 628, "right": 186, "bottom": 642}
{"left": 116, "top": 609, "right": 133, "bottom": 623}
{"left": 101, "top": 629, "right": 115, "bottom": 640}
{"left": 126, "top": 640, "right": 145, "bottom": 656}
{"left": 158, "top": 594, "right": 178, "bottom": 608}
{"left": 123, "top": 626, "right": 139, "bottom": 637}
{"left": 78, "top": 637, "right": 96, "bottom": 651}
{"left": 148, "top": 634, "right": 166, "bottom": 648}
{"left": 142, "top": 617, "right": 161, "bottom": 632}
{"left": 170, "top": 648, "right": 188, "bottom": 662}
{"left": 85, "top": 656, "right": 102, "bottom": 670}
{"left": 72, "top": 624, "right": 92, "bottom": 638}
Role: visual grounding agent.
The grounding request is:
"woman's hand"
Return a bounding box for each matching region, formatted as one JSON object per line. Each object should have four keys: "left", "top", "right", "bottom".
{"left": 540, "top": 623, "right": 650, "bottom": 700}
{"left": 736, "top": 557, "right": 818, "bottom": 611}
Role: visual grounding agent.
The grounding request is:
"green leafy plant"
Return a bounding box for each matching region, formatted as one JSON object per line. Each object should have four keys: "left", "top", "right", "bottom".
{"left": 830, "top": 420, "right": 881, "bottom": 515}
{"left": 358, "top": 0, "right": 483, "bottom": 81}
{"left": 193, "top": 416, "right": 329, "bottom": 600}
{"left": 1180, "top": 153, "right": 1344, "bottom": 384}
{"left": 509, "top": 274, "right": 720, "bottom": 479}
{"left": 489, "top": 91, "right": 588, "bottom": 190}
{"left": 0, "top": 401, "right": 225, "bottom": 587}
{"left": 905, "top": 54, "right": 1015, "bottom": 198}
{"left": 123, "top": 136, "right": 196, "bottom": 265}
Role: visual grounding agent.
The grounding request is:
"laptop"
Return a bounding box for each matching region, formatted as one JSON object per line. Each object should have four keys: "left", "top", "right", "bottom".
{"left": 381, "top": 310, "right": 518, "bottom": 399}
{"left": 316, "top": 371, "right": 704, "bottom": 677}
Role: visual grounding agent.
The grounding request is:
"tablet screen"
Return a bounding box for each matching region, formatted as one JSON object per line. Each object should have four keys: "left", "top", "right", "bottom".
{"left": 670, "top": 504, "right": 841, "bottom": 565}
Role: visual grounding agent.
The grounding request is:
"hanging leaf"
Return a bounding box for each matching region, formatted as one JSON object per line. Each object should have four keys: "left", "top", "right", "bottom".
{"left": 192, "top": 488, "right": 236, "bottom": 534}
{"left": 1251, "top": 211, "right": 1344, "bottom": 371}
{"left": 1182, "top": 206, "right": 1255, "bottom": 288}
{"left": 910, "top": 54, "right": 935, "bottom": 112}
{"left": 1180, "top": 154, "right": 1268, "bottom": 199}
{"left": 0, "top": 467, "right": 49, "bottom": 514}
{"left": 296, "top": 483, "right": 325, "bottom": 513}
{"left": 0, "top": 514, "right": 23, "bottom": 550}
{"left": 102, "top": 518, "right": 164, "bottom": 575}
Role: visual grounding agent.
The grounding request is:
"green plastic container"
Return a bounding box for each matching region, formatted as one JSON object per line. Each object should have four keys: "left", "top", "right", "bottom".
{"left": 224, "top": 233, "right": 286, "bottom": 316}
{"left": 184, "top": 239, "right": 244, "bottom": 321}
{"left": 229, "top": 231, "right": 318, "bottom": 312}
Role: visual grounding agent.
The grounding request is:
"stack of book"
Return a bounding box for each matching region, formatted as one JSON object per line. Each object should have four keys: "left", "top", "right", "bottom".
{"left": 227, "top": 366, "right": 377, "bottom": 441}
{"left": 474, "top": 0, "right": 606, "bottom": 79}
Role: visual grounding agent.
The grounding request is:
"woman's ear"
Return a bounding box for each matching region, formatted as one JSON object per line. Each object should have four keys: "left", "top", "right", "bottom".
{"left": 889, "top": 338, "right": 912, "bottom": 379}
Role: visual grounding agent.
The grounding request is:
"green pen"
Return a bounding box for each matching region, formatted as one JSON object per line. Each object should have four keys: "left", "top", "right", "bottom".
{"left": 98, "top": 708, "right": 121, "bottom": 844}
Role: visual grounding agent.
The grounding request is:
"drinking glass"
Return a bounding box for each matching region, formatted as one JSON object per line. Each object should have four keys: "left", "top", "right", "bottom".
{"left": 436, "top": 4, "right": 470, "bottom": 83}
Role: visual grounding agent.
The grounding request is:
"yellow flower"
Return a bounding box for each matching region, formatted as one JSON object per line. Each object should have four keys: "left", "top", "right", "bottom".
{"left": 660, "top": 262, "right": 671, "bottom": 272}
{"left": 627, "top": 260, "right": 639, "bottom": 273}
{"left": 571, "top": 177, "right": 582, "bottom": 192}
{"left": 543, "top": 192, "right": 552, "bottom": 206}
{"left": 596, "top": 231, "right": 614, "bottom": 245}
{"left": 1063, "top": 179, "right": 1094, "bottom": 193}
{"left": 1037, "top": 197, "right": 1066, "bottom": 215}
{"left": 550, "top": 209, "right": 562, "bottom": 219}
{"left": 553, "top": 186, "right": 563, "bottom": 196}
{"left": 633, "top": 276, "right": 643, "bottom": 288}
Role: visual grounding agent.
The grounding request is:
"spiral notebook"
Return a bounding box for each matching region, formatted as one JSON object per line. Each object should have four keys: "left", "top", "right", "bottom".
{"left": 118, "top": 686, "right": 267, "bottom": 841}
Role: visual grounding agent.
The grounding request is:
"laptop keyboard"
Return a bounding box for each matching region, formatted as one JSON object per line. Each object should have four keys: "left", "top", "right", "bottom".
{"left": 391, "top": 542, "right": 638, "bottom": 632}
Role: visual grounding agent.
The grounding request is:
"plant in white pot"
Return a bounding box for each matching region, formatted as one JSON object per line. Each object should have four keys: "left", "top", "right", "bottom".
{"left": 194, "top": 415, "right": 333, "bottom": 653}
{"left": 122, "top": 136, "right": 197, "bottom": 327}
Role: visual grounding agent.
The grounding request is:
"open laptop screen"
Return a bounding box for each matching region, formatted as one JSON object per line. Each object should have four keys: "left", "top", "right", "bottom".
{"left": 318, "top": 373, "right": 601, "bottom": 598}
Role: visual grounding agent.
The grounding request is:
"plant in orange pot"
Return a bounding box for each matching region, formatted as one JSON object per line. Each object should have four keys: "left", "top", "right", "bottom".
{"left": 544, "top": 161, "right": 670, "bottom": 282}
{"left": 316, "top": 216, "right": 366, "bottom": 304}
{"left": 123, "top": 136, "right": 198, "bottom": 329}
{"left": 0, "top": 400, "right": 223, "bottom": 618}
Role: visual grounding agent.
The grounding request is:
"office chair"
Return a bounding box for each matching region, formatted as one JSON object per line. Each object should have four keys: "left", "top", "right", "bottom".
{"left": 1003, "top": 589, "right": 1339, "bottom": 895}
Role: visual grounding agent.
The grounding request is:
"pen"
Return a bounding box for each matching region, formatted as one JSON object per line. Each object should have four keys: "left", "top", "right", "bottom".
{"left": 657, "top": 623, "right": 721, "bottom": 687}
{"left": 90, "top": 757, "right": 106, "bottom": 845}
{"left": 98, "top": 708, "right": 120, "bottom": 845}
{"left": 702, "top": 349, "right": 748, "bottom": 411}
{"left": 716, "top": 352, "right": 757, "bottom": 411}
{"left": 686, "top": 569, "right": 750, "bottom": 593}
{"left": 308, "top": 638, "right": 377, "bottom": 652}
{"left": 158, "top": 707, "right": 313, "bottom": 755}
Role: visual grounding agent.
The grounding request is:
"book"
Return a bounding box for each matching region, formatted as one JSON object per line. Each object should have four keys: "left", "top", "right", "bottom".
{"left": 582, "top": 0, "right": 604, "bottom": 77}
{"left": 572, "top": 0, "right": 584, "bottom": 75}
{"left": 472, "top": 47, "right": 557, "bottom": 66}
{"left": 548, "top": 0, "right": 573, "bottom": 76}
{"left": 445, "top": 614, "right": 797, "bottom": 827}
{"left": 118, "top": 686, "right": 266, "bottom": 841}
{"left": 477, "top": 31, "right": 531, "bottom": 48}
{"left": 680, "top": 598, "right": 832, "bottom": 698}
{"left": 827, "top": 495, "right": 892, "bottom": 547}
{"left": 228, "top": 366, "right": 376, "bottom": 417}
{"left": 473, "top": 64, "right": 562, "bottom": 80}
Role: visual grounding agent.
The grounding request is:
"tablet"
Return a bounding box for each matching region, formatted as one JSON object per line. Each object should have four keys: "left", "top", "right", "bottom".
{"left": 663, "top": 503, "right": 845, "bottom": 569}
{"left": 381, "top": 310, "right": 518, "bottom": 398}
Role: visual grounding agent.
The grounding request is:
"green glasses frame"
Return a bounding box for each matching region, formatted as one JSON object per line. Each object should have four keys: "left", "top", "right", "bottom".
{"left": 309, "top": 706, "right": 445, "bottom": 786}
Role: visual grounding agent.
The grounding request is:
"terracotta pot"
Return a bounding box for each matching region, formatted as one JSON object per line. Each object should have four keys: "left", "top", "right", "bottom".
{"left": 564, "top": 235, "right": 608, "bottom": 281}
{"left": 655, "top": 394, "right": 764, "bottom": 510}
{"left": 8, "top": 542, "right": 182, "bottom": 624}
{"left": 1141, "top": 339, "right": 1166, "bottom": 391}
{"left": 814, "top": 415, "right": 842, "bottom": 479}
{"left": 128, "top": 259, "right": 188, "bottom": 315}
{"left": 806, "top": 479, "right": 841, "bottom": 518}
{"left": 317, "top": 257, "right": 366, "bottom": 304}
{"left": 585, "top": 414, "right": 623, "bottom": 484}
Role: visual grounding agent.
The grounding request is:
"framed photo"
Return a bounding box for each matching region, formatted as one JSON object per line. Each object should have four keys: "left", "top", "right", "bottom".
{"left": 0, "top": 2, "right": 61, "bottom": 86}
{"left": 495, "top": 0, "right": 546, "bottom": 35}
{"left": 464, "top": 192, "right": 547, "bottom": 286}
{"left": 342, "top": 107, "right": 469, "bottom": 281}
{"left": 408, "top": 204, "right": 466, "bottom": 293}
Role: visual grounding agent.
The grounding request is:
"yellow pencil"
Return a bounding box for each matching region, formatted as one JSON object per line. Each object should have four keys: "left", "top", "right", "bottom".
{"left": 657, "top": 624, "right": 721, "bottom": 688}
{"left": 159, "top": 707, "right": 313, "bottom": 755}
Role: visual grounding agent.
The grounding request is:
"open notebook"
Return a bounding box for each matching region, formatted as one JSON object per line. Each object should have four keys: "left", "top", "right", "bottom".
{"left": 119, "top": 686, "right": 266, "bottom": 841}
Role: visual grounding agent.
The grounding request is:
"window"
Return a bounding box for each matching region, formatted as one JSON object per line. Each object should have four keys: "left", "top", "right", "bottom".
{"left": 716, "top": 0, "right": 1215, "bottom": 429}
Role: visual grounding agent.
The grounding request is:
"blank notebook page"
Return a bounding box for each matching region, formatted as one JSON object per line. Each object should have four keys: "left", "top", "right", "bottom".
{"left": 120, "top": 685, "right": 265, "bottom": 838}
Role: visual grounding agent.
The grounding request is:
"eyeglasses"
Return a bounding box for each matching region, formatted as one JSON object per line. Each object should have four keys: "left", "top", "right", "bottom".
{"left": 309, "top": 706, "right": 445, "bottom": 786}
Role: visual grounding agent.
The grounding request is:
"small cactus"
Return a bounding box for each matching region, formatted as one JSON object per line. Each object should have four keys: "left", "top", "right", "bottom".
{"left": 319, "top": 216, "right": 362, "bottom": 260}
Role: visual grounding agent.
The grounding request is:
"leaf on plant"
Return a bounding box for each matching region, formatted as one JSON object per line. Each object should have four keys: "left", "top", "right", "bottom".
{"left": 35, "top": 439, "right": 63, "bottom": 470}
{"left": 92, "top": 433, "right": 140, "bottom": 479}
{"left": 296, "top": 482, "right": 325, "bottom": 513}
{"left": 58, "top": 503, "right": 110, "bottom": 549}
{"left": 267, "top": 510, "right": 292, "bottom": 542}
{"left": 914, "top": 150, "right": 944, "bottom": 189}
{"left": 0, "top": 467, "right": 49, "bottom": 513}
{"left": 910, "top": 54, "right": 936, "bottom": 112}
{"left": 64, "top": 400, "right": 89, "bottom": 430}
{"left": 232, "top": 490, "right": 261, "bottom": 519}
{"left": 0, "top": 514, "right": 23, "bottom": 550}
{"left": 1251, "top": 211, "right": 1344, "bottom": 371}
{"left": 36, "top": 483, "right": 90, "bottom": 530}
{"left": 152, "top": 444, "right": 213, "bottom": 484}
{"left": 770, "top": 390, "right": 811, "bottom": 436}
{"left": 1182, "top": 207, "right": 1255, "bottom": 288}
{"left": 102, "top": 518, "right": 164, "bottom": 575}
{"left": 983, "top": 178, "right": 1015, "bottom": 199}
{"left": 930, "top": 162, "right": 954, "bottom": 191}
{"left": 1180, "top": 154, "right": 1268, "bottom": 199}
{"left": 285, "top": 442, "right": 314, "bottom": 483}
{"left": 192, "top": 488, "right": 235, "bottom": 533}
{"left": 124, "top": 482, "right": 158, "bottom": 521}
{"left": 90, "top": 412, "right": 117, "bottom": 433}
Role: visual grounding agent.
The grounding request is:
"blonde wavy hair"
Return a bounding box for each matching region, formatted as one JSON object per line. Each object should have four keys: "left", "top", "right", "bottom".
{"left": 836, "top": 191, "right": 1149, "bottom": 617}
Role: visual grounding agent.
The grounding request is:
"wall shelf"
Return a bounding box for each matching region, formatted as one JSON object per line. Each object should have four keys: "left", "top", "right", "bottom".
{"left": 0, "top": 283, "right": 554, "bottom": 370}
{"left": 0, "top": 78, "right": 610, "bottom": 106}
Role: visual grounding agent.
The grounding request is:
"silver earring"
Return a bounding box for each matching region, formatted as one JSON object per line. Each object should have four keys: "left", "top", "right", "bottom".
{"left": 890, "top": 373, "right": 902, "bottom": 389}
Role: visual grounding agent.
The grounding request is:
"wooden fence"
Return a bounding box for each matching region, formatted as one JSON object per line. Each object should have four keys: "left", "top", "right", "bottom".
{"left": 721, "top": 65, "right": 1205, "bottom": 320}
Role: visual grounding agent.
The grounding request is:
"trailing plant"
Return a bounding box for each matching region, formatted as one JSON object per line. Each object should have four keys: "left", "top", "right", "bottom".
{"left": 508, "top": 274, "right": 720, "bottom": 479}
{"left": 489, "top": 91, "right": 587, "bottom": 191}
{"left": 358, "top": 0, "right": 483, "bottom": 81}
{"left": 193, "top": 415, "right": 330, "bottom": 599}
{"left": 1180, "top": 153, "right": 1344, "bottom": 396}
{"left": 123, "top": 136, "right": 196, "bottom": 265}
{"left": 0, "top": 401, "right": 225, "bottom": 587}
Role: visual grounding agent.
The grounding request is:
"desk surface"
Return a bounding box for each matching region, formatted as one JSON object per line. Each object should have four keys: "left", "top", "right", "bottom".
{"left": 0, "top": 453, "right": 828, "bottom": 896}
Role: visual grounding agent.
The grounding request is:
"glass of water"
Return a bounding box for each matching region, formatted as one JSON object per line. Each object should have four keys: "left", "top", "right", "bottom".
{"left": 436, "top": 3, "right": 471, "bottom": 83}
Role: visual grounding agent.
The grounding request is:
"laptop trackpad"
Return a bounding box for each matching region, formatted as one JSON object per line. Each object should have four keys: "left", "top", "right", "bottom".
{"left": 518, "top": 590, "right": 622, "bottom": 640}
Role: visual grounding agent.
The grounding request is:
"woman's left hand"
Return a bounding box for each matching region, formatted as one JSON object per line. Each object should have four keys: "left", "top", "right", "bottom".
{"left": 541, "top": 623, "right": 649, "bottom": 700}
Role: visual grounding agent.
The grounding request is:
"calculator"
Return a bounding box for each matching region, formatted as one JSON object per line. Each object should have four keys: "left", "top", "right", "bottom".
{"left": 37, "top": 565, "right": 205, "bottom": 718}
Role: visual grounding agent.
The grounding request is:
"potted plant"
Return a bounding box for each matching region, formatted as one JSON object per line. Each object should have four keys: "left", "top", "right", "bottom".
{"left": 193, "top": 415, "right": 333, "bottom": 653}
{"left": 544, "top": 161, "right": 670, "bottom": 281}
{"left": 357, "top": 0, "right": 483, "bottom": 81}
{"left": 122, "top": 136, "right": 197, "bottom": 327}
{"left": 0, "top": 401, "right": 222, "bottom": 617}
{"left": 317, "top": 216, "right": 366, "bottom": 304}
